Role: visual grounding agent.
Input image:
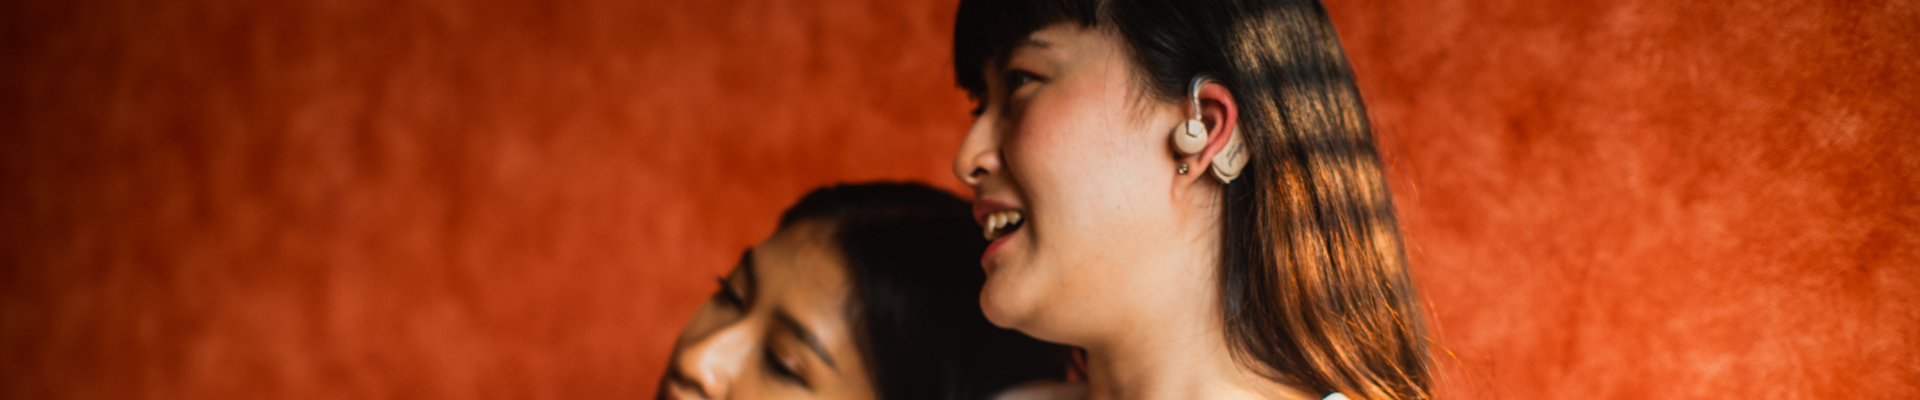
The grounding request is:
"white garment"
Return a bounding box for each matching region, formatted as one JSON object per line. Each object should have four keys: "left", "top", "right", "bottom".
{"left": 994, "top": 381, "right": 1351, "bottom": 400}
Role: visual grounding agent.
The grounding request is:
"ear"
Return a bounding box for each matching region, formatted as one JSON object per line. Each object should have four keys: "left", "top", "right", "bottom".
{"left": 1174, "top": 81, "right": 1241, "bottom": 187}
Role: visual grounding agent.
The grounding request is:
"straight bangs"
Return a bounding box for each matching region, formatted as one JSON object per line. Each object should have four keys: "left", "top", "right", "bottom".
{"left": 951, "top": 0, "right": 1101, "bottom": 96}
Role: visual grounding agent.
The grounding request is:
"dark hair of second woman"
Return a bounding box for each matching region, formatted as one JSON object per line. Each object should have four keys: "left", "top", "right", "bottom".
{"left": 953, "top": 1, "right": 1430, "bottom": 399}
{"left": 778, "top": 183, "right": 1076, "bottom": 400}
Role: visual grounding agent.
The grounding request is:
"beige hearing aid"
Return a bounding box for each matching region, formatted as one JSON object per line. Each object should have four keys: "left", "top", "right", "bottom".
{"left": 1172, "top": 74, "right": 1249, "bottom": 184}
{"left": 1171, "top": 75, "right": 1212, "bottom": 156}
{"left": 1209, "top": 124, "right": 1246, "bottom": 183}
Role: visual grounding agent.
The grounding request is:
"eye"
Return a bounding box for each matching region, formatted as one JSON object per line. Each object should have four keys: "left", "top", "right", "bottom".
{"left": 763, "top": 347, "right": 811, "bottom": 389}
{"left": 1002, "top": 69, "right": 1040, "bottom": 93}
{"left": 712, "top": 277, "right": 745, "bottom": 309}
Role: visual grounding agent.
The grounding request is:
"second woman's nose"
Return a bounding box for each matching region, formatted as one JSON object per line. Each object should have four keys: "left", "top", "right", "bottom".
{"left": 671, "top": 322, "right": 756, "bottom": 398}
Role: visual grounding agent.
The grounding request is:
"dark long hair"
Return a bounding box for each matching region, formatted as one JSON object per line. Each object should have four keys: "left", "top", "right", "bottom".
{"left": 953, "top": 1, "right": 1430, "bottom": 399}
{"left": 778, "top": 182, "right": 1074, "bottom": 400}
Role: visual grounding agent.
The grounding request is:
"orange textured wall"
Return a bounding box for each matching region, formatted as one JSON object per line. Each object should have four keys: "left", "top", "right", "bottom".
{"left": 1, "top": 0, "right": 1913, "bottom": 399}
{"left": 1331, "top": 1, "right": 1920, "bottom": 398}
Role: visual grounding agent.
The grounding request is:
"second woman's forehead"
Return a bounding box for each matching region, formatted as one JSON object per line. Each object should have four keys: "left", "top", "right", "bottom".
{"left": 755, "top": 222, "right": 851, "bottom": 302}
{"left": 751, "top": 222, "right": 860, "bottom": 344}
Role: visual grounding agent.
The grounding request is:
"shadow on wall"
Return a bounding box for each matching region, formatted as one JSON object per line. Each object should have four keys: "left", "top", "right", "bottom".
{"left": 1, "top": 0, "right": 1916, "bottom": 399}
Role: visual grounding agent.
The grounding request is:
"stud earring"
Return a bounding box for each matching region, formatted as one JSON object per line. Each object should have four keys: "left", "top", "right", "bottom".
{"left": 1177, "top": 164, "right": 1189, "bottom": 174}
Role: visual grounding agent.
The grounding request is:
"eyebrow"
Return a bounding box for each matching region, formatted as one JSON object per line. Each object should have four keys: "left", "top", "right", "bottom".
{"left": 773, "top": 309, "right": 839, "bottom": 370}
{"left": 1019, "top": 36, "right": 1053, "bottom": 50}
{"left": 994, "top": 38, "right": 1054, "bottom": 72}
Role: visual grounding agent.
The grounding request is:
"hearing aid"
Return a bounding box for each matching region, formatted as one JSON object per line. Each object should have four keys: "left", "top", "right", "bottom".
{"left": 1172, "top": 74, "right": 1248, "bottom": 184}
{"left": 1171, "top": 75, "right": 1213, "bottom": 156}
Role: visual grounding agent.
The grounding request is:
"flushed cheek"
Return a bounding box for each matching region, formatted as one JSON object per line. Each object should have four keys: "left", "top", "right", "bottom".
{"left": 1009, "top": 106, "right": 1153, "bottom": 246}
{"left": 1007, "top": 89, "right": 1140, "bottom": 195}
{"left": 1009, "top": 85, "right": 1135, "bottom": 162}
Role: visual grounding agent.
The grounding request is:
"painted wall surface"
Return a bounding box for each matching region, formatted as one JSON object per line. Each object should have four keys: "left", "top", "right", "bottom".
{"left": 2, "top": 0, "right": 1914, "bottom": 399}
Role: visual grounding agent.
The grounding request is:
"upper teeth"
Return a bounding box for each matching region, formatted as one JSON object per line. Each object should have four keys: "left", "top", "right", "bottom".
{"left": 984, "top": 210, "right": 1024, "bottom": 240}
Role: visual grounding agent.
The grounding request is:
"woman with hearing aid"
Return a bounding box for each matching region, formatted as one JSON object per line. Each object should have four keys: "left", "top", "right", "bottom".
{"left": 656, "top": 183, "right": 1074, "bottom": 400}
{"left": 950, "top": 1, "right": 1430, "bottom": 400}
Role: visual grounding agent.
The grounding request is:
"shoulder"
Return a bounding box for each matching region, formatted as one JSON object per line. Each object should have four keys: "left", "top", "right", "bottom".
{"left": 992, "top": 380, "right": 1087, "bottom": 400}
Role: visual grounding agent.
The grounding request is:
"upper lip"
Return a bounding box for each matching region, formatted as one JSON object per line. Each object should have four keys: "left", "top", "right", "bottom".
{"left": 972, "top": 198, "right": 1023, "bottom": 227}
{"left": 654, "top": 383, "right": 683, "bottom": 400}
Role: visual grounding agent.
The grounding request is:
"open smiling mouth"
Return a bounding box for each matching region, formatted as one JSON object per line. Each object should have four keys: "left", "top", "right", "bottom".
{"left": 983, "top": 210, "right": 1026, "bottom": 241}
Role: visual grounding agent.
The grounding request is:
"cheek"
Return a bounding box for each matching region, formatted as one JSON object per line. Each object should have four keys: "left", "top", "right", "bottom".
{"left": 818, "top": 373, "right": 880, "bottom": 400}
{"left": 724, "top": 368, "right": 823, "bottom": 400}
{"left": 1006, "top": 88, "right": 1165, "bottom": 239}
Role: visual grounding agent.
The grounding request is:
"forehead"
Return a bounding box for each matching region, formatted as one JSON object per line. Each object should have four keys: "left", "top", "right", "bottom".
{"left": 1002, "top": 25, "right": 1120, "bottom": 68}
{"left": 756, "top": 221, "right": 850, "bottom": 303}
{"left": 753, "top": 221, "right": 855, "bottom": 338}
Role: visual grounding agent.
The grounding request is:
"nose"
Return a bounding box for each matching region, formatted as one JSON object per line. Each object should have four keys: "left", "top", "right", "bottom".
{"left": 671, "top": 322, "right": 755, "bottom": 398}
{"left": 953, "top": 113, "right": 1003, "bottom": 189}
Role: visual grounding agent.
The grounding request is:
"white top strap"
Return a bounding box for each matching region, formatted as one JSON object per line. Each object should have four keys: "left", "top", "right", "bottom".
{"left": 1323, "top": 393, "right": 1351, "bottom": 400}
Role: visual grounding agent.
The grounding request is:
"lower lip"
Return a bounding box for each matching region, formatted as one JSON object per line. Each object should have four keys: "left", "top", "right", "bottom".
{"left": 981, "top": 226, "right": 1020, "bottom": 273}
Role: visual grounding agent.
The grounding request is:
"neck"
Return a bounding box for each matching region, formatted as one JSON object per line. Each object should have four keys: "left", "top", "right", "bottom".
{"left": 1076, "top": 294, "right": 1314, "bottom": 400}
{"left": 1073, "top": 192, "right": 1315, "bottom": 400}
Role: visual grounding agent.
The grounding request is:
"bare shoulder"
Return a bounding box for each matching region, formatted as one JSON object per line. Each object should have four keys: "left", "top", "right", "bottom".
{"left": 992, "top": 380, "right": 1087, "bottom": 400}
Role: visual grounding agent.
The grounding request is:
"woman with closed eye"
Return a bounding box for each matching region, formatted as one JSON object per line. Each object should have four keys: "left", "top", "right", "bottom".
{"left": 657, "top": 182, "right": 1074, "bottom": 400}
{"left": 950, "top": 1, "right": 1430, "bottom": 400}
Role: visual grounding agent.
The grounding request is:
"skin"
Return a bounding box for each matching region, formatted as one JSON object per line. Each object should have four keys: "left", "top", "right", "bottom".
{"left": 954, "top": 25, "right": 1314, "bottom": 400}
{"left": 657, "top": 222, "right": 877, "bottom": 400}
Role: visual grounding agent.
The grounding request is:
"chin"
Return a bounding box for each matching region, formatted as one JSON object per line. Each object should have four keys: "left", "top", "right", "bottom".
{"left": 977, "top": 268, "right": 1069, "bottom": 343}
{"left": 977, "top": 275, "right": 1020, "bottom": 328}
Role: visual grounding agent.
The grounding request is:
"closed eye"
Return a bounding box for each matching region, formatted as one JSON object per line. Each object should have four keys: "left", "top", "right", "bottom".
{"left": 763, "top": 347, "right": 810, "bottom": 389}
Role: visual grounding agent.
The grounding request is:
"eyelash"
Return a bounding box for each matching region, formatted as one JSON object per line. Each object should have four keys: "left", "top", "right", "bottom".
{"left": 969, "top": 70, "right": 1040, "bottom": 118}
{"left": 1003, "top": 69, "right": 1039, "bottom": 91}
{"left": 763, "top": 347, "right": 810, "bottom": 388}
{"left": 713, "top": 277, "right": 745, "bottom": 308}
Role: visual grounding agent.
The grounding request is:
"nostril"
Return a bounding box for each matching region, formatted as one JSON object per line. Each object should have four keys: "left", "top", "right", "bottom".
{"left": 969, "top": 167, "right": 988, "bottom": 179}
{"left": 658, "top": 367, "right": 706, "bottom": 399}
